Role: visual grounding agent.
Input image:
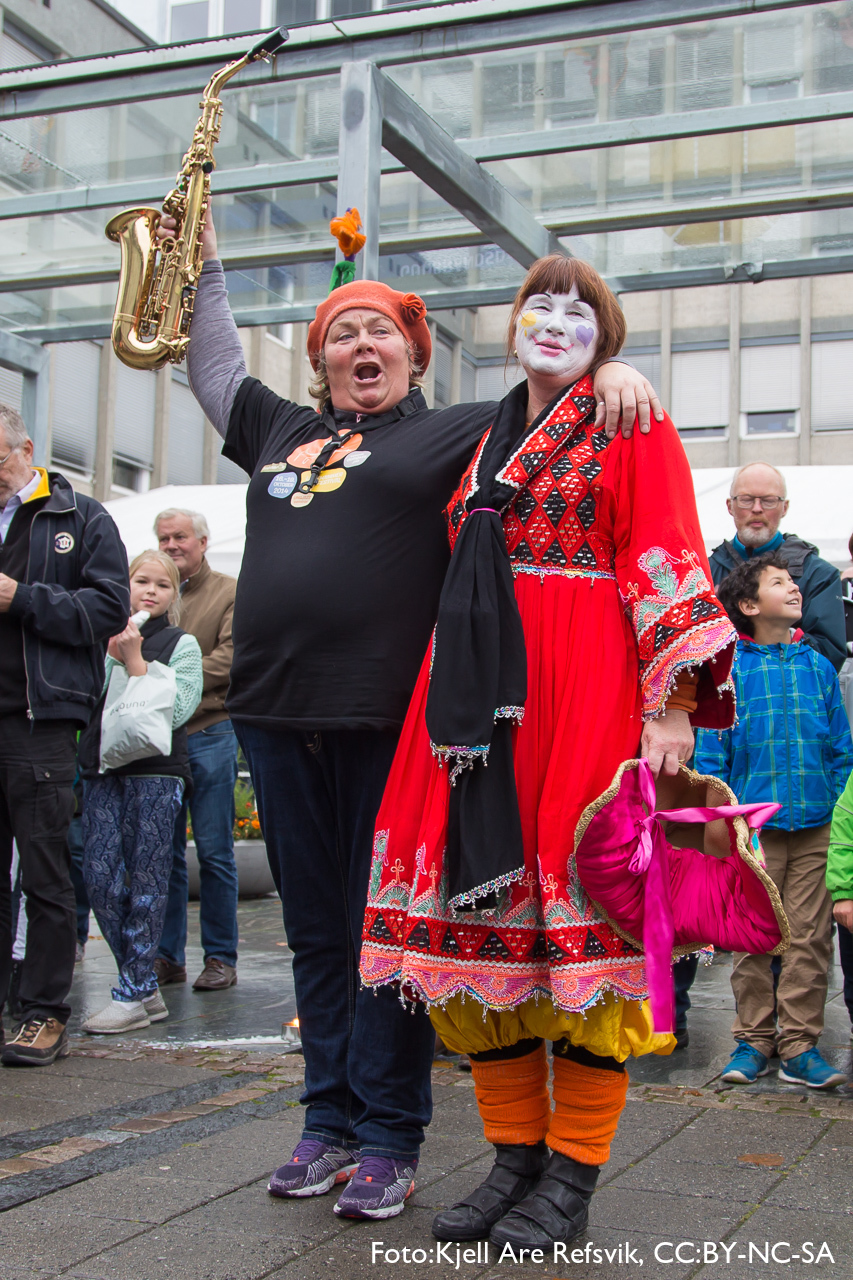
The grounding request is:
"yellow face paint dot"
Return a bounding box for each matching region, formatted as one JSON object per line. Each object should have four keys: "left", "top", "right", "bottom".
{"left": 519, "top": 310, "right": 538, "bottom": 329}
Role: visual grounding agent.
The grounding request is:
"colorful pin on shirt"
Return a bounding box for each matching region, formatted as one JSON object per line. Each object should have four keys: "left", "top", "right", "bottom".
{"left": 268, "top": 472, "right": 297, "bottom": 498}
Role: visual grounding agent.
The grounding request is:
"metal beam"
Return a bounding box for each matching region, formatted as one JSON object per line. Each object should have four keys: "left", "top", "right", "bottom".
{"left": 378, "top": 68, "right": 563, "bottom": 268}
{"left": 0, "top": 158, "right": 339, "bottom": 222}
{"left": 547, "top": 183, "right": 853, "bottom": 238}
{"left": 16, "top": 251, "right": 853, "bottom": 345}
{"left": 0, "top": 328, "right": 48, "bottom": 374}
{"left": 0, "top": 0, "right": 814, "bottom": 120}
{"left": 8, "top": 174, "right": 853, "bottom": 296}
{"left": 7, "top": 82, "right": 853, "bottom": 225}
{"left": 0, "top": 225, "right": 491, "bottom": 294}
{"left": 466, "top": 89, "right": 853, "bottom": 162}
{"left": 337, "top": 61, "right": 382, "bottom": 281}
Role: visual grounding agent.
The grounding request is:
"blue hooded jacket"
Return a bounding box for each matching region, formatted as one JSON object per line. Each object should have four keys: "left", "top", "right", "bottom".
{"left": 693, "top": 636, "right": 853, "bottom": 831}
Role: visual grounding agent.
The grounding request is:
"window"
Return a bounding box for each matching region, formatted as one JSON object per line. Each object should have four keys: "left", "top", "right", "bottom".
{"left": 112, "top": 459, "right": 150, "bottom": 492}
{"left": 461, "top": 355, "right": 476, "bottom": 405}
{"left": 50, "top": 343, "right": 100, "bottom": 477}
{"left": 224, "top": 0, "right": 261, "bottom": 33}
{"left": 740, "top": 343, "right": 800, "bottom": 436}
{"left": 171, "top": 2, "right": 209, "bottom": 42}
{"left": 746, "top": 411, "right": 797, "bottom": 435}
{"left": 114, "top": 362, "right": 156, "bottom": 470}
{"left": 0, "top": 366, "right": 23, "bottom": 412}
{"left": 276, "top": 0, "right": 315, "bottom": 24}
{"left": 0, "top": 19, "right": 51, "bottom": 67}
{"left": 331, "top": 0, "right": 372, "bottom": 15}
{"left": 622, "top": 350, "right": 660, "bottom": 396}
{"left": 812, "top": 339, "right": 853, "bottom": 431}
{"left": 433, "top": 336, "right": 453, "bottom": 409}
{"left": 168, "top": 379, "right": 205, "bottom": 484}
{"left": 475, "top": 362, "right": 523, "bottom": 403}
{"left": 744, "top": 19, "right": 802, "bottom": 102}
{"left": 217, "top": 453, "right": 249, "bottom": 484}
{"left": 671, "top": 349, "right": 729, "bottom": 437}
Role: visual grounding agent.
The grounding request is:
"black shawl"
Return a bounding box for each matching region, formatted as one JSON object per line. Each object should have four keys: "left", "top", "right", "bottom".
{"left": 425, "top": 378, "right": 588, "bottom": 910}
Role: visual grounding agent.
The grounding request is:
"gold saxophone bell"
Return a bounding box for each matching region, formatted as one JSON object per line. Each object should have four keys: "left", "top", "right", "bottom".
{"left": 106, "top": 26, "right": 289, "bottom": 371}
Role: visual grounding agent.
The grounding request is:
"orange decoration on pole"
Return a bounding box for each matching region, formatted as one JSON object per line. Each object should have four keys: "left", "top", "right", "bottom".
{"left": 330, "top": 207, "right": 367, "bottom": 258}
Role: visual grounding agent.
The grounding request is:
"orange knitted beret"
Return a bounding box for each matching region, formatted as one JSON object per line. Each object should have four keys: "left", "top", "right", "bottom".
{"left": 306, "top": 281, "right": 432, "bottom": 372}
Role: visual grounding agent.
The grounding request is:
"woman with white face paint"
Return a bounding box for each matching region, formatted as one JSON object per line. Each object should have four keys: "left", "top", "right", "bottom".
{"left": 361, "top": 257, "right": 738, "bottom": 1247}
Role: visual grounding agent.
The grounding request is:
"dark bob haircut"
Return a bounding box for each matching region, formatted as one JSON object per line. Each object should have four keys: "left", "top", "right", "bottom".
{"left": 716, "top": 552, "right": 792, "bottom": 638}
{"left": 506, "top": 255, "right": 627, "bottom": 366}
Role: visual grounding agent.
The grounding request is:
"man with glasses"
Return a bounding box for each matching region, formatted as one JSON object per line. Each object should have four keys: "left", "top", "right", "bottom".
{"left": 0, "top": 405, "right": 129, "bottom": 1065}
{"left": 710, "top": 462, "right": 845, "bottom": 671}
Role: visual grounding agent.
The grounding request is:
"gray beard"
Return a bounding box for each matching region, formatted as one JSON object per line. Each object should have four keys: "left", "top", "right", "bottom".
{"left": 738, "top": 525, "right": 777, "bottom": 550}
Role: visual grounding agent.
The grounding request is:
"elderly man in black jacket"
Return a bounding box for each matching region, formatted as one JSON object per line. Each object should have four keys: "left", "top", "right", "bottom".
{"left": 709, "top": 462, "right": 845, "bottom": 671}
{"left": 0, "top": 404, "right": 129, "bottom": 1066}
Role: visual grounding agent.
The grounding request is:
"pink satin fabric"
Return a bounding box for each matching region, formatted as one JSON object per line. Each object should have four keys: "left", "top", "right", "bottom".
{"left": 576, "top": 759, "right": 782, "bottom": 1033}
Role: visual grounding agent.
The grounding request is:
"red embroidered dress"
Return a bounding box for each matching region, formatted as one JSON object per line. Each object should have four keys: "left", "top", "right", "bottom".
{"left": 360, "top": 377, "right": 736, "bottom": 1017}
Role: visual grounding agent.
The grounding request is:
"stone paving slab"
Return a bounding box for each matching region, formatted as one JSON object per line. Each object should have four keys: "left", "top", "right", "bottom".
{"left": 3, "top": 899, "right": 853, "bottom": 1280}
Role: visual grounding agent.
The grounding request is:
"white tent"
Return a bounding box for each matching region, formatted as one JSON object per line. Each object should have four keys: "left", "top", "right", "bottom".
{"left": 106, "top": 484, "right": 248, "bottom": 579}
{"left": 106, "top": 467, "right": 853, "bottom": 579}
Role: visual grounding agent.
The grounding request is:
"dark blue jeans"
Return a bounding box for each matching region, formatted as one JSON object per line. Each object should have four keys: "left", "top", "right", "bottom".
{"left": 674, "top": 953, "right": 699, "bottom": 1033}
{"left": 234, "top": 723, "right": 435, "bottom": 1160}
{"left": 159, "top": 721, "right": 239, "bottom": 968}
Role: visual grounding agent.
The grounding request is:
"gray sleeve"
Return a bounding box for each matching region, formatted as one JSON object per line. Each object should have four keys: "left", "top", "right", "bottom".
{"left": 186, "top": 259, "right": 249, "bottom": 438}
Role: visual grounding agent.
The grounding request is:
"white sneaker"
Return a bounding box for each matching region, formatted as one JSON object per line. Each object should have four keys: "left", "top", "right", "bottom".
{"left": 142, "top": 989, "right": 168, "bottom": 1022}
{"left": 82, "top": 999, "right": 151, "bottom": 1035}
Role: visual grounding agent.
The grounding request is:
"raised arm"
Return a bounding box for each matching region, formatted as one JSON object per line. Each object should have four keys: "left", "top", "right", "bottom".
{"left": 159, "top": 208, "right": 248, "bottom": 438}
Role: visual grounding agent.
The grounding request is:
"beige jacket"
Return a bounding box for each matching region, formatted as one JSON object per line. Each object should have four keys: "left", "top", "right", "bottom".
{"left": 179, "top": 556, "right": 236, "bottom": 734}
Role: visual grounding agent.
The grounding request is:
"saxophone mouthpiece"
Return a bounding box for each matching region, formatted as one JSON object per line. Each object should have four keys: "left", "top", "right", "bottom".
{"left": 248, "top": 26, "right": 289, "bottom": 61}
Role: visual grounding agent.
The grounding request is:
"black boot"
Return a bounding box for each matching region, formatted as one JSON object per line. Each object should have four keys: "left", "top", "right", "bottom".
{"left": 432, "top": 1142, "right": 549, "bottom": 1241}
{"left": 489, "top": 1151, "right": 599, "bottom": 1248}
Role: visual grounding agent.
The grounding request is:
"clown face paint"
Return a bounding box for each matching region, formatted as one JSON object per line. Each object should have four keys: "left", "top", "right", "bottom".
{"left": 514, "top": 288, "right": 599, "bottom": 385}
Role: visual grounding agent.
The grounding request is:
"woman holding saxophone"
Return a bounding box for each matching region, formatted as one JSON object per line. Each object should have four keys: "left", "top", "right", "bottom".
{"left": 155, "top": 199, "right": 661, "bottom": 1220}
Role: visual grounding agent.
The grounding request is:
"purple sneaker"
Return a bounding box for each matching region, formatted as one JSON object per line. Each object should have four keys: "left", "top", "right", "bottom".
{"left": 333, "top": 1155, "right": 418, "bottom": 1220}
{"left": 267, "top": 1139, "right": 358, "bottom": 1198}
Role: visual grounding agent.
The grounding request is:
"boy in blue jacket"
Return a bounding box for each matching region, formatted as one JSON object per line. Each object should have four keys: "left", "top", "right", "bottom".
{"left": 693, "top": 551, "right": 853, "bottom": 1090}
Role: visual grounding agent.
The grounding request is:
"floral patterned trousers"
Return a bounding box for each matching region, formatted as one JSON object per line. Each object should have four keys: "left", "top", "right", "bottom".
{"left": 82, "top": 775, "right": 184, "bottom": 1003}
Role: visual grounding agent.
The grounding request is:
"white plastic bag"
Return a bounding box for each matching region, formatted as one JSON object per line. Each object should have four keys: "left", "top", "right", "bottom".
{"left": 99, "top": 660, "right": 177, "bottom": 773}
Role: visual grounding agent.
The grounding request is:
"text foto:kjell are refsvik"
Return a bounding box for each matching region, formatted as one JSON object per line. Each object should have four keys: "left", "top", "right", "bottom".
{"left": 370, "top": 1240, "right": 837, "bottom": 1267}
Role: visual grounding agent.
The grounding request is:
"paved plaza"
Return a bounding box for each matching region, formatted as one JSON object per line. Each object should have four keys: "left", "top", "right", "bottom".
{"left": 1, "top": 897, "right": 852, "bottom": 1280}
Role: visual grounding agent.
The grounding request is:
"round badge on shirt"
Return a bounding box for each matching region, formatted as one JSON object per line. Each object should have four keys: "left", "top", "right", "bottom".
{"left": 268, "top": 472, "right": 297, "bottom": 499}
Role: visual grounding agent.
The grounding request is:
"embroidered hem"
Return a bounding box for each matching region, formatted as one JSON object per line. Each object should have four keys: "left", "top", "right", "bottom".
{"left": 360, "top": 949, "right": 650, "bottom": 1015}
{"left": 448, "top": 862, "right": 526, "bottom": 912}
{"left": 642, "top": 618, "right": 737, "bottom": 721}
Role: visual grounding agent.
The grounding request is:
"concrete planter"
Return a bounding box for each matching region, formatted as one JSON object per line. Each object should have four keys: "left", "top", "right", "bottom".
{"left": 186, "top": 839, "right": 276, "bottom": 899}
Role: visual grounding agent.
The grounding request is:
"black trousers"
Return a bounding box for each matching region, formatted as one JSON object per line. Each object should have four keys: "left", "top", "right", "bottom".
{"left": 0, "top": 714, "right": 77, "bottom": 1025}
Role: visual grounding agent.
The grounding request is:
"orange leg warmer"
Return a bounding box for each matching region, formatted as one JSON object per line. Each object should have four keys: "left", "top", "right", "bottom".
{"left": 469, "top": 1044, "right": 551, "bottom": 1146}
{"left": 547, "top": 1055, "right": 629, "bottom": 1166}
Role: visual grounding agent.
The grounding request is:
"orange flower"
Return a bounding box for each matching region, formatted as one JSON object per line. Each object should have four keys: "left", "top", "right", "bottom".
{"left": 330, "top": 207, "right": 366, "bottom": 258}
{"left": 400, "top": 293, "right": 427, "bottom": 324}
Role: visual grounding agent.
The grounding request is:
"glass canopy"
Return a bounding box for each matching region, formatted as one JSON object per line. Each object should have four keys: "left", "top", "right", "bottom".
{"left": 2, "top": 0, "right": 853, "bottom": 342}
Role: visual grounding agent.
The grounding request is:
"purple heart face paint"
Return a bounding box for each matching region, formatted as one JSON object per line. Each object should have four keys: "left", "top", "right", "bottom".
{"left": 515, "top": 288, "right": 600, "bottom": 389}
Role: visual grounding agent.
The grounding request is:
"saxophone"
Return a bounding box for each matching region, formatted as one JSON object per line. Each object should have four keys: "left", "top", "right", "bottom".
{"left": 106, "top": 26, "right": 289, "bottom": 371}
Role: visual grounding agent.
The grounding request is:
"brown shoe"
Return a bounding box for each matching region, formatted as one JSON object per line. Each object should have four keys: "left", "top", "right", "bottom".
{"left": 192, "top": 958, "right": 237, "bottom": 991}
{"left": 154, "top": 958, "right": 187, "bottom": 986}
{"left": 2, "top": 1017, "right": 69, "bottom": 1067}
